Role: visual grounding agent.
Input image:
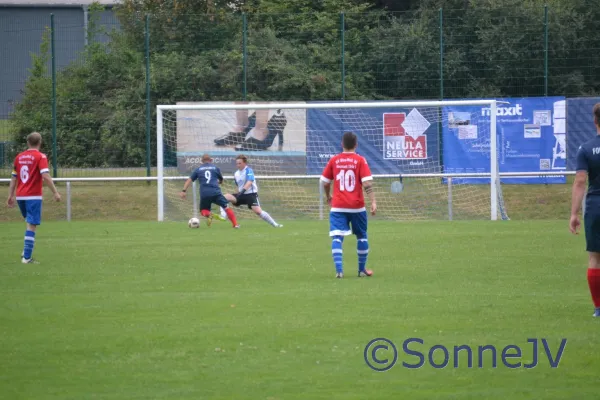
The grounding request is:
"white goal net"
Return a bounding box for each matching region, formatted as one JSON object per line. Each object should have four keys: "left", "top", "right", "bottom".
{"left": 157, "top": 100, "right": 507, "bottom": 222}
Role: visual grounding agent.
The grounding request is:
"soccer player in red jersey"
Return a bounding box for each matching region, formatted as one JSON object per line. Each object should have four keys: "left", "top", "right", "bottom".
{"left": 320, "top": 131, "right": 377, "bottom": 278}
{"left": 6, "top": 132, "right": 61, "bottom": 264}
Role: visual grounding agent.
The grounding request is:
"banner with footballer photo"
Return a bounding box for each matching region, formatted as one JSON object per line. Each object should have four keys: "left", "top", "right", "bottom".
{"left": 442, "top": 96, "right": 566, "bottom": 184}
{"left": 305, "top": 104, "right": 441, "bottom": 175}
{"left": 174, "top": 101, "right": 307, "bottom": 176}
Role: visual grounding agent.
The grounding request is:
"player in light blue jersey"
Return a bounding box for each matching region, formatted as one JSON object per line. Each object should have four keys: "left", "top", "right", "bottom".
{"left": 221, "top": 154, "right": 283, "bottom": 227}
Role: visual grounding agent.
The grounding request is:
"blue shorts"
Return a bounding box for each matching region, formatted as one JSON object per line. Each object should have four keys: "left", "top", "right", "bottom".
{"left": 329, "top": 211, "right": 367, "bottom": 238}
{"left": 584, "top": 207, "right": 600, "bottom": 252}
{"left": 17, "top": 199, "right": 42, "bottom": 225}
{"left": 200, "top": 194, "right": 229, "bottom": 212}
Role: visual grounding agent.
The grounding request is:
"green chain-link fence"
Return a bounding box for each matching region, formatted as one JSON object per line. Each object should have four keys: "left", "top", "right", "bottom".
{"left": 2, "top": 4, "right": 600, "bottom": 177}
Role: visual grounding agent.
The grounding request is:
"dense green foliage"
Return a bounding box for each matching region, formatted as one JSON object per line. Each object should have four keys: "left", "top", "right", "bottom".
{"left": 9, "top": 0, "right": 600, "bottom": 167}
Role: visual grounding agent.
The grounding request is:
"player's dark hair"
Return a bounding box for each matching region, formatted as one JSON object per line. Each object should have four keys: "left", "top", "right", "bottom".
{"left": 236, "top": 154, "right": 248, "bottom": 163}
{"left": 594, "top": 103, "right": 600, "bottom": 128}
{"left": 342, "top": 131, "right": 357, "bottom": 150}
{"left": 27, "top": 132, "right": 42, "bottom": 147}
{"left": 201, "top": 153, "right": 212, "bottom": 163}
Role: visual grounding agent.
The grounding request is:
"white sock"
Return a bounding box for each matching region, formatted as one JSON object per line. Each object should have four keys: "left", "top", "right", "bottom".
{"left": 220, "top": 207, "right": 229, "bottom": 220}
{"left": 259, "top": 211, "right": 278, "bottom": 227}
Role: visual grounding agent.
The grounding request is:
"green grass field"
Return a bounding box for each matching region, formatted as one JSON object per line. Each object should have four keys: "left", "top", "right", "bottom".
{"left": 0, "top": 177, "right": 574, "bottom": 222}
{"left": 0, "top": 219, "right": 597, "bottom": 399}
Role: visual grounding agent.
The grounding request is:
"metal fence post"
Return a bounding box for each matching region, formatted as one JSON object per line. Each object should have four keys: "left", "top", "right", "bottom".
{"left": 439, "top": 8, "right": 444, "bottom": 100}
{"left": 192, "top": 180, "right": 198, "bottom": 218}
{"left": 319, "top": 180, "right": 324, "bottom": 221}
{"left": 242, "top": 13, "right": 247, "bottom": 100}
{"left": 438, "top": 8, "right": 445, "bottom": 171}
{"left": 544, "top": 4, "right": 549, "bottom": 96}
{"left": 83, "top": 6, "right": 88, "bottom": 46}
{"left": 447, "top": 177, "right": 453, "bottom": 221}
{"left": 340, "top": 12, "right": 345, "bottom": 100}
{"left": 51, "top": 14, "right": 58, "bottom": 178}
{"left": 66, "top": 181, "right": 71, "bottom": 221}
{"left": 145, "top": 15, "right": 151, "bottom": 179}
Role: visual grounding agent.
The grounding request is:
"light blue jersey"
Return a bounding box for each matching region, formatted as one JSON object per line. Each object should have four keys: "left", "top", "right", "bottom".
{"left": 234, "top": 166, "right": 258, "bottom": 194}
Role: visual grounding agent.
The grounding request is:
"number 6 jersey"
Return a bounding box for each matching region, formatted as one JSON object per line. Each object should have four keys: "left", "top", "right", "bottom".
{"left": 320, "top": 152, "right": 373, "bottom": 212}
{"left": 11, "top": 149, "right": 49, "bottom": 200}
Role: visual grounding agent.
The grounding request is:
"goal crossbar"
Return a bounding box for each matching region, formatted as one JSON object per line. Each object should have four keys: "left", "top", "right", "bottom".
{"left": 157, "top": 100, "right": 498, "bottom": 111}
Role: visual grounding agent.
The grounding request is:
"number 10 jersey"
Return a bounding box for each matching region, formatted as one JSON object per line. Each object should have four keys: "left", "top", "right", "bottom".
{"left": 320, "top": 152, "right": 373, "bottom": 213}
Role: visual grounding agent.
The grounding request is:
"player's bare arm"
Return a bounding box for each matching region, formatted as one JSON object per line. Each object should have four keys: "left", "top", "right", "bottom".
{"left": 6, "top": 176, "right": 17, "bottom": 208}
{"left": 570, "top": 170, "right": 587, "bottom": 234}
{"left": 179, "top": 178, "right": 193, "bottom": 199}
{"left": 42, "top": 173, "right": 61, "bottom": 202}
{"left": 323, "top": 181, "right": 332, "bottom": 204}
{"left": 363, "top": 180, "right": 377, "bottom": 215}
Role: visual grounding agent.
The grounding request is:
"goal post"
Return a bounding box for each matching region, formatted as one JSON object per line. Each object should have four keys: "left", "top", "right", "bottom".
{"left": 157, "top": 106, "right": 164, "bottom": 222}
{"left": 490, "top": 100, "right": 498, "bottom": 221}
{"left": 156, "top": 99, "right": 503, "bottom": 222}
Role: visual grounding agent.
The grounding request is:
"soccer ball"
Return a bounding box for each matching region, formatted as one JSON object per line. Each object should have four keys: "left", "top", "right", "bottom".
{"left": 188, "top": 217, "right": 200, "bottom": 228}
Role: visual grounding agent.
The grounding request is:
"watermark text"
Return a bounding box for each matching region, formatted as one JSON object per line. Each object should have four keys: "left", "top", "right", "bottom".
{"left": 364, "top": 337, "right": 567, "bottom": 371}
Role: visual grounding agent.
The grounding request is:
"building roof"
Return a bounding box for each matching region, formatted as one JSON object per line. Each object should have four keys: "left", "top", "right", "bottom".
{"left": 0, "top": 0, "right": 117, "bottom": 6}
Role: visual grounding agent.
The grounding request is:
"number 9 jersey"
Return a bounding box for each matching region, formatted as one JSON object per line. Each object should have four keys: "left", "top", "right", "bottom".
{"left": 12, "top": 149, "right": 50, "bottom": 200}
{"left": 320, "top": 152, "right": 373, "bottom": 213}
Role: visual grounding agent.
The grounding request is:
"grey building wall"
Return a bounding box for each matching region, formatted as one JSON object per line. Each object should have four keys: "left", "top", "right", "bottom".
{"left": 0, "top": 6, "right": 119, "bottom": 119}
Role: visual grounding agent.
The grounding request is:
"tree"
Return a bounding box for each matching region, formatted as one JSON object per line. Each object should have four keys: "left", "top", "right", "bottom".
{"left": 10, "top": 27, "right": 53, "bottom": 161}
{"left": 10, "top": 0, "right": 600, "bottom": 169}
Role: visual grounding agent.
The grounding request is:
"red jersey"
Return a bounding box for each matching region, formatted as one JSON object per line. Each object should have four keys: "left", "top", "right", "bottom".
{"left": 320, "top": 152, "right": 373, "bottom": 212}
{"left": 11, "top": 149, "right": 49, "bottom": 200}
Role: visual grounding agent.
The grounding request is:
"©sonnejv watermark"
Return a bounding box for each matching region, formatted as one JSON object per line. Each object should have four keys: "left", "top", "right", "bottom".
{"left": 364, "top": 338, "right": 567, "bottom": 372}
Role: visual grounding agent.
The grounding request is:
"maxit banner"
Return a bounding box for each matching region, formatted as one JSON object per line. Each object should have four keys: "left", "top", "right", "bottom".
{"left": 442, "top": 96, "right": 566, "bottom": 184}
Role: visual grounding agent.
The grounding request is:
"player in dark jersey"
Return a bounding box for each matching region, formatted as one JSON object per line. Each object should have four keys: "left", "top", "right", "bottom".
{"left": 570, "top": 103, "right": 600, "bottom": 317}
{"left": 180, "top": 154, "right": 239, "bottom": 228}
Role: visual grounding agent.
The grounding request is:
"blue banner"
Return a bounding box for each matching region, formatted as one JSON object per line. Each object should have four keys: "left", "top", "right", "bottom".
{"left": 306, "top": 106, "right": 441, "bottom": 175}
{"left": 566, "top": 97, "right": 600, "bottom": 171}
{"left": 442, "top": 97, "right": 566, "bottom": 184}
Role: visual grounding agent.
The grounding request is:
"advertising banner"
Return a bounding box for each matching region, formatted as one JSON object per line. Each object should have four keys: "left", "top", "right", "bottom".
{"left": 566, "top": 97, "right": 600, "bottom": 171}
{"left": 175, "top": 101, "right": 307, "bottom": 175}
{"left": 306, "top": 106, "right": 441, "bottom": 175}
{"left": 442, "top": 97, "right": 566, "bottom": 184}
{"left": 173, "top": 99, "right": 573, "bottom": 184}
